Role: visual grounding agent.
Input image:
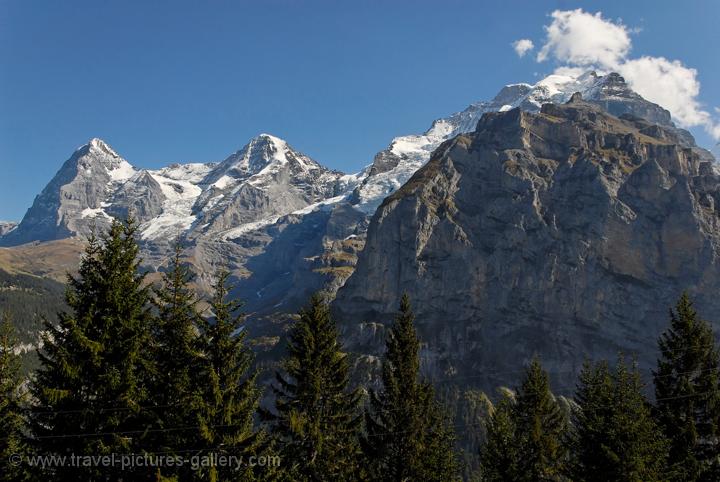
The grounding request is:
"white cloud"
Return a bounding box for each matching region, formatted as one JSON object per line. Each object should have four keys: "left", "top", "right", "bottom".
{"left": 617, "top": 57, "right": 707, "bottom": 126}
{"left": 531, "top": 9, "right": 720, "bottom": 139}
{"left": 537, "top": 9, "right": 631, "bottom": 68}
{"left": 512, "top": 39, "right": 534, "bottom": 58}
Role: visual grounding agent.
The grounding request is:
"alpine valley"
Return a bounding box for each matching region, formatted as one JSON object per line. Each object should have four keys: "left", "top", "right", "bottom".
{"left": 2, "top": 71, "right": 719, "bottom": 392}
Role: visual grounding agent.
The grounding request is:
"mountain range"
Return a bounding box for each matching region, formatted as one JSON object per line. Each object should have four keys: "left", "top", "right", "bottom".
{"left": 2, "top": 70, "right": 718, "bottom": 391}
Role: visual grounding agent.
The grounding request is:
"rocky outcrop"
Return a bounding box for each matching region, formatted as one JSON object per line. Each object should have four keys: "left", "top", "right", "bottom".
{"left": 107, "top": 170, "right": 166, "bottom": 223}
{"left": 335, "top": 94, "right": 720, "bottom": 392}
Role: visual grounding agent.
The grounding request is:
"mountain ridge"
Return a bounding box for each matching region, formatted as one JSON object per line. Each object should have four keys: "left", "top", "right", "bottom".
{"left": 1, "top": 70, "right": 715, "bottom": 325}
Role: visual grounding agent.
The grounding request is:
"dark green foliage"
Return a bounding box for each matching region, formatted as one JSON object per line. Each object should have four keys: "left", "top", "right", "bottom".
{"left": 146, "top": 244, "right": 204, "bottom": 480}
{"left": 30, "top": 219, "right": 154, "bottom": 480}
{"left": 0, "top": 312, "right": 31, "bottom": 481}
{"left": 654, "top": 292, "right": 720, "bottom": 480}
{"left": 263, "top": 294, "right": 362, "bottom": 481}
{"left": 570, "top": 358, "right": 669, "bottom": 482}
{"left": 480, "top": 394, "right": 518, "bottom": 481}
{"left": 512, "top": 358, "right": 568, "bottom": 481}
{"left": 192, "top": 271, "right": 265, "bottom": 481}
{"left": 0, "top": 270, "right": 65, "bottom": 373}
{"left": 480, "top": 360, "right": 567, "bottom": 481}
{"left": 363, "top": 294, "right": 459, "bottom": 482}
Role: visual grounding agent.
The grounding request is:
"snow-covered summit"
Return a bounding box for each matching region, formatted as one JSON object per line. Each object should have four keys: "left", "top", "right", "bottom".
{"left": 203, "top": 133, "right": 323, "bottom": 190}
{"left": 349, "top": 70, "right": 680, "bottom": 212}
{"left": 189, "top": 134, "right": 349, "bottom": 238}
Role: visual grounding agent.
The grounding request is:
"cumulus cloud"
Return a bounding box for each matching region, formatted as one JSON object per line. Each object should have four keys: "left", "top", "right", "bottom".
{"left": 532, "top": 8, "right": 720, "bottom": 139}
{"left": 512, "top": 39, "right": 534, "bottom": 58}
{"left": 536, "top": 9, "right": 630, "bottom": 67}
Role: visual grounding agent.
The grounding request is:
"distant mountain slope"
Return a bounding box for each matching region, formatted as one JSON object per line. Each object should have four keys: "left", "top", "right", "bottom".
{"left": 0, "top": 269, "right": 66, "bottom": 372}
{"left": 0, "top": 238, "right": 84, "bottom": 282}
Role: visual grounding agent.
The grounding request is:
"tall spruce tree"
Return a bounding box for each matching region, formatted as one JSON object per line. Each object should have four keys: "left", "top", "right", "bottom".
{"left": 479, "top": 359, "right": 566, "bottom": 481}
{"left": 0, "top": 312, "right": 30, "bottom": 481}
{"left": 512, "top": 358, "right": 567, "bottom": 481}
{"left": 479, "top": 394, "right": 518, "bottom": 481}
{"left": 654, "top": 292, "right": 720, "bottom": 480}
{"left": 192, "top": 271, "right": 264, "bottom": 481}
{"left": 31, "top": 219, "right": 153, "bottom": 480}
{"left": 147, "top": 244, "right": 204, "bottom": 480}
{"left": 263, "top": 294, "right": 362, "bottom": 481}
{"left": 570, "top": 358, "right": 669, "bottom": 481}
{"left": 363, "top": 294, "right": 459, "bottom": 482}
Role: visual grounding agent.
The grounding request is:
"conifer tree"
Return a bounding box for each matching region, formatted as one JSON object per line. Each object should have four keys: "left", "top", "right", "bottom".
{"left": 192, "top": 271, "right": 265, "bottom": 481}
{"left": 0, "top": 312, "right": 30, "bottom": 481}
{"left": 263, "top": 294, "right": 362, "bottom": 481}
{"left": 570, "top": 358, "right": 669, "bottom": 481}
{"left": 654, "top": 292, "right": 720, "bottom": 480}
{"left": 147, "top": 244, "right": 204, "bottom": 480}
{"left": 512, "top": 358, "right": 567, "bottom": 481}
{"left": 478, "top": 359, "right": 566, "bottom": 481}
{"left": 479, "top": 395, "right": 518, "bottom": 481}
{"left": 363, "top": 294, "right": 459, "bottom": 482}
{"left": 31, "top": 219, "right": 153, "bottom": 480}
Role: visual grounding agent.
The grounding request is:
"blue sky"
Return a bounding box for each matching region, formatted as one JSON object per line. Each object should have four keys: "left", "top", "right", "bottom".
{"left": 1, "top": 0, "right": 719, "bottom": 220}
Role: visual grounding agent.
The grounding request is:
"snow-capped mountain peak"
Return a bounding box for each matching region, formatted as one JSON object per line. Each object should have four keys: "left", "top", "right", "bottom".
{"left": 72, "top": 138, "right": 137, "bottom": 183}
{"left": 203, "top": 133, "right": 321, "bottom": 190}
{"left": 349, "top": 70, "right": 684, "bottom": 212}
{"left": 86, "top": 137, "right": 118, "bottom": 155}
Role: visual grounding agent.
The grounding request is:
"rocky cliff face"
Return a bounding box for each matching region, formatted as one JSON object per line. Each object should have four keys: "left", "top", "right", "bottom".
{"left": 335, "top": 94, "right": 720, "bottom": 392}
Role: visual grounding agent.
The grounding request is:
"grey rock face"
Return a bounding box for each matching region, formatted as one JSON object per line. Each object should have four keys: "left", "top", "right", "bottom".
{"left": 106, "top": 170, "right": 166, "bottom": 223}
{"left": 234, "top": 202, "right": 368, "bottom": 314}
{"left": 335, "top": 95, "right": 720, "bottom": 393}
{"left": 583, "top": 72, "right": 672, "bottom": 126}
{"left": 0, "top": 139, "right": 136, "bottom": 246}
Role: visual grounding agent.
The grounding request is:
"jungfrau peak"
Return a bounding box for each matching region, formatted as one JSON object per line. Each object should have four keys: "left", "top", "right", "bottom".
{"left": 348, "top": 71, "right": 704, "bottom": 213}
